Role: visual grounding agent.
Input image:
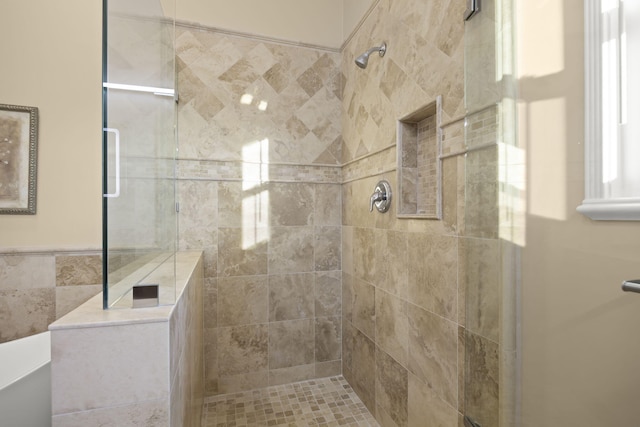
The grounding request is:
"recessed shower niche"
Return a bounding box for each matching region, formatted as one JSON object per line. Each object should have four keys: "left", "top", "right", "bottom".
{"left": 397, "top": 96, "right": 442, "bottom": 218}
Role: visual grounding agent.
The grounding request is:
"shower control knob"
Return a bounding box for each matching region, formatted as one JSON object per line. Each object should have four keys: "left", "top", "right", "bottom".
{"left": 369, "top": 180, "right": 392, "bottom": 213}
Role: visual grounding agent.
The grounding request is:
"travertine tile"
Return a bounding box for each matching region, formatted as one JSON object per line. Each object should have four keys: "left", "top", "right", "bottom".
{"left": 315, "top": 183, "right": 342, "bottom": 226}
{"left": 342, "top": 321, "right": 354, "bottom": 373}
{"left": 178, "top": 180, "right": 218, "bottom": 249}
{"left": 297, "top": 66, "right": 323, "bottom": 97}
{"left": 269, "top": 319, "right": 314, "bottom": 369}
{"left": 456, "top": 154, "right": 467, "bottom": 237}
{"left": 177, "top": 26, "right": 342, "bottom": 167}
{"left": 316, "top": 360, "right": 341, "bottom": 378}
{"left": 269, "top": 273, "right": 314, "bottom": 321}
{"left": 314, "top": 226, "right": 341, "bottom": 271}
{"left": 218, "top": 58, "right": 260, "bottom": 95}
{"left": 464, "top": 146, "right": 499, "bottom": 239}
{"left": 353, "top": 227, "right": 376, "bottom": 283}
{"left": 218, "top": 227, "right": 268, "bottom": 277}
{"left": 351, "top": 328, "right": 376, "bottom": 414}
{"left": 0, "top": 288, "right": 56, "bottom": 343}
{"left": 407, "top": 232, "right": 458, "bottom": 321}
{"left": 268, "top": 226, "right": 314, "bottom": 274}
{"left": 315, "top": 316, "right": 341, "bottom": 362}
{"left": 466, "top": 107, "right": 499, "bottom": 151}
{"left": 218, "top": 371, "right": 269, "bottom": 395}
{"left": 375, "top": 349, "right": 408, "bottom": 427}
{"left": 342, "top": 272, "right": 354, "bottom": 324}
{"left": 408, "top": 372, "right": 457, "bottom": 427}
{"left": 442, "top": 156, "right": 459, "bottom": 234}
{"left": 342, "top": 182, "right": 354, "bottom": 226}
{"left": 315, "top": 271, "right": 341, "bottom": 317}
{"left": 375, "top": 290, "right": 408, "bottom": 368}
{"left": 352, "top": 277, "right": 375, "bottom": 339}
{"left": 202, "top": 246, "right": 218, "bottom": 280}
{"left": 218, "top": 276, "right": 268, "bottom": 326}
{"left": 263, "top": 62, "right": 290, "bottom": 94}
{"left": 441, "top": 119, "right": 465, "bottom": 157}
{"left": 218, "top": 324, "right": 268, "bottom": 376}
{"left": 217, "top": 181, "right": 244, "bottom": 228}
{"left": 55, "top": 254, "right": 102, "bottom": 287}
{"left": 269, "top": 182, "right": 314, "bottom": 226}
{"left": 337, "top": 0, "right": 475, "bottom": 422}
{"left": 205, "top": 330, "right": 218, "bottom": 396}
{"left": 459, "top": 237, "right": 500, "bottom": 342}
{"left": 407, "top": 303, "right": 457, "bottom": 408}
{"left": 458, "top": 325, "right": 465, "bottom": 413}
{"left": 203, "top": 278, "right": 217, "bottom": 329}
{"left": 376, "top": 403, "right": 401, "bottom": 427}
{"left": 399, "top": 168, "right": 418, "bottom": 215}
{"left": 374, "top": 230, "right": 408, "bottom": 298}
{"left": 465, "top": 181, "right": 499, "bottom": 239}
{"left": 202, "top": 376, "right": 379, "bottom": 427}
{"left": 465, "top": 331, "right": 499, "bottom": 427}
{"left": 268, "top": 363, "right": 315, "bottom": 387}
{"left": 342, "top": 226, "right": 354, "bottom": 275}
{"left": 176, "top": 23, "right": 346, "bottom": 397}
{"left": 285, "top": 114, "right": 310, "bottom": 139}
{"left": 400, "top": 121, "right": 418, "bottom": 168}
{"left": 0, "top": 254, "right": 56, "bottom": 291}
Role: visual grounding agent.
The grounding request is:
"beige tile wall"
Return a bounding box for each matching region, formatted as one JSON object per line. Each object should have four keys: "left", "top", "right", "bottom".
{"left": 175, "top": 24, "right": 344, "bottom": 396}
{"left": 0, "top": 251, "right": 102, "bottom": 343}
{"left": 341, "top": 0, "right": 502, "bottom": 426}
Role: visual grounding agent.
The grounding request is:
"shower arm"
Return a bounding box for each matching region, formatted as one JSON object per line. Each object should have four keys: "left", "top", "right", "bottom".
{"left": 364, "top": 45, "right": 385, "bottom": 58}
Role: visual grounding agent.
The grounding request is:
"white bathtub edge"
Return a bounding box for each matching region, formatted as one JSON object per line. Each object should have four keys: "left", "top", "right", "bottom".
{"left": 0, "top": 331, "right": 51, "bottom": 390}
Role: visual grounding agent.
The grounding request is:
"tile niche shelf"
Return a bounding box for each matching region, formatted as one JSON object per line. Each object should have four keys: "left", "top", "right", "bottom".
{"left": 397, "top": 96, "right": 442, "bottom": 219}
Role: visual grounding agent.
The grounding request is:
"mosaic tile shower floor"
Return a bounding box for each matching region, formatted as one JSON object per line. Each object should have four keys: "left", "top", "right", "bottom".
{"left": 202, "top": 376, "right": 379, "bottom": 427}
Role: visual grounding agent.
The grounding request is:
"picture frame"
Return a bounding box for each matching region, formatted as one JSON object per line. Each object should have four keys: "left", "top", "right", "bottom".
{"left": 0, "top": 103, "right": 38, "bottom": 215}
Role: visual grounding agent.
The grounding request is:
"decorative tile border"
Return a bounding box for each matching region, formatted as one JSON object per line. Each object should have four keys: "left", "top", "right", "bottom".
{"left": 177, "top": 21, "right": 341, "bottom": 54}
{"left": 341, "top": 145, "right": 396, "bottom": 184}
{"left": 177, "top": 159, "right": 342, "bottom": 184}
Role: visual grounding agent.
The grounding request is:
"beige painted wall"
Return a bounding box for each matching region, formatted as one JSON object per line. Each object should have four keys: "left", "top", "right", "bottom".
{"left": 342, "top": 0, "right": 374, "bottom": 43}
{"left": 0, "top": 0, "right": 102, "bottom": 250}
{"left": 174, "top": 0, "right": 344, "bottom": 48}
{"left": 519, "top": 1, "right": 640, "bottom": 425}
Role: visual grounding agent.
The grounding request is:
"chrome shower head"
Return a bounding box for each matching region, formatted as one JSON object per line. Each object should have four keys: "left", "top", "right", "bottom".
{"left": 355, "top": 42, "right": 387, "bottom": 69}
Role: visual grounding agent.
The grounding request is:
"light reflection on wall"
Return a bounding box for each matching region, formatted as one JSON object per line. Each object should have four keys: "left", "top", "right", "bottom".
{"left": 242, "top": 138, "right": 270, "bottom": 250}
{"left": 601, "top": 10, "right": 619, "bottom": 187}
{"left": 526, "top": 97, "right": 567, "bottom": 221}
{"left": 518, "top": 0, "right": 564, "bottom": 78}
{"left": 241, "top": 92, "right": 269, "bottom": 112}
{"left": 499, "top": 104, "right": 526, "bottom": 248}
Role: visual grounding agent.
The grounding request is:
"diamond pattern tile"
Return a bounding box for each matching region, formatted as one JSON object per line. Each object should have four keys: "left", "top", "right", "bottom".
{"left": 177, "top": 26, "right": 342, "bottom": 166}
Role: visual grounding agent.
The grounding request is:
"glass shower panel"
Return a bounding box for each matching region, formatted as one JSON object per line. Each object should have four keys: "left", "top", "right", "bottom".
{"left": 463, "top": 0, "right": 518, "bottom": 426}
{"left": 103, "top": 0, "right": 177, "bottom": 308}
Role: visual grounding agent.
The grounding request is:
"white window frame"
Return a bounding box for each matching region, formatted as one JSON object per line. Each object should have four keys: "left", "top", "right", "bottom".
{"left": 578, "top": 0, "right": 640, "bottom": 220}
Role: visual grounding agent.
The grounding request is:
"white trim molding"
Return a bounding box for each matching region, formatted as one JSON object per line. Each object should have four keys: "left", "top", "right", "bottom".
{"left": 578, "top": 0, "right": 640, "bottom": 220}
